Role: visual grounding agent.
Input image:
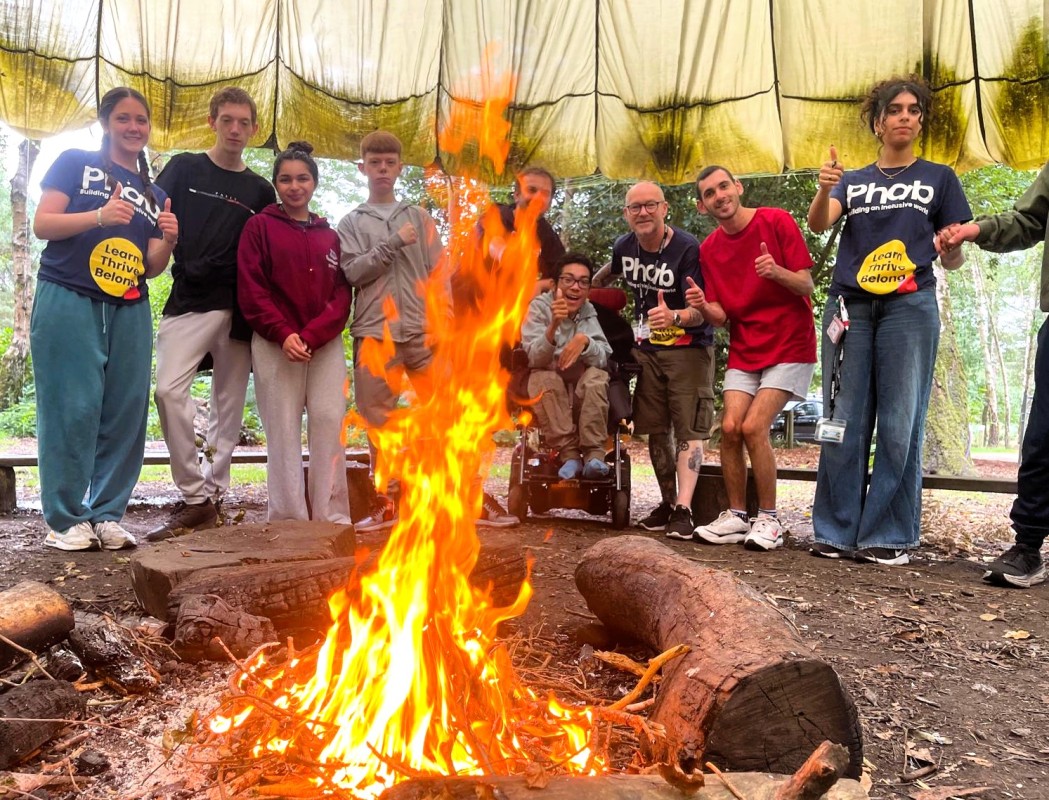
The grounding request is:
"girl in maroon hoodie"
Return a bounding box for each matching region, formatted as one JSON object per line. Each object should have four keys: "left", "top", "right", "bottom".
{"left": 238, "top": 142, "right": 353, "bottom": 522}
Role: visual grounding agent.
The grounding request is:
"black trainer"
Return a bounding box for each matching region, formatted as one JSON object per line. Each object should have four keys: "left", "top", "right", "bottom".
{"left": 811, "top": 541, "right": 847, "bottom": 559}
{"left": 983, "top": 543, "right": 1046, "bottom": 588}
{"left": 664, "top": 505, "right": 694, "bottom": 541}
{"left": 637, "top": 501, "right": 673, "bottom": 531}
{"left": 856, "top": 547, "right": 910, "bottom": 566}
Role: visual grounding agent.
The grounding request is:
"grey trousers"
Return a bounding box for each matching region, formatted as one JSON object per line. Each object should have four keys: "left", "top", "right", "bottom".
{"left": 251, "top": 335, "right": 350, "bottom": 523}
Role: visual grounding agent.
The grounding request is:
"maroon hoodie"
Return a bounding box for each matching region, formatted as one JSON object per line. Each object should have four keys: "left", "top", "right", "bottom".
{"left": 238, "top": 204, "right": 352, "bottom": 351}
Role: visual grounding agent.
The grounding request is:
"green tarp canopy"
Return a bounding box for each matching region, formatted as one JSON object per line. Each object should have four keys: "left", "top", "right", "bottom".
{"left": 2, "top": 0, "right": 1047, "bottom": 182}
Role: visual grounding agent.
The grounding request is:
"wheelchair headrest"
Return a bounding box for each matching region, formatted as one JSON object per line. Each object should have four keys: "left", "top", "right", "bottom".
{"left": 589, "top": 287, "right": 628, "bottom": 312}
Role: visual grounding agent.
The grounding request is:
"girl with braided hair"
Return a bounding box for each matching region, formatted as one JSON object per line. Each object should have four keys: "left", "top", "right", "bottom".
{"left": 32, "top": 86, "right": 178, "bottom": 551}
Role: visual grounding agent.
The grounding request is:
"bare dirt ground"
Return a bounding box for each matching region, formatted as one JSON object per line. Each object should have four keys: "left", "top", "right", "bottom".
{"left": 0, "top": 442, "right": 1046, "bottom": 800}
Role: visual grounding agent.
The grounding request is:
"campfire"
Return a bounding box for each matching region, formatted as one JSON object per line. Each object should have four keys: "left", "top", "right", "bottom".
{"left": 201, "top": 68, "right": 603, "bottom": 797}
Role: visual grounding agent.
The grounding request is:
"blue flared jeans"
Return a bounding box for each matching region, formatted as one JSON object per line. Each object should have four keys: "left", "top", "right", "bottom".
{"left": 812, "top": 291, "right": 940, "bottom": 551}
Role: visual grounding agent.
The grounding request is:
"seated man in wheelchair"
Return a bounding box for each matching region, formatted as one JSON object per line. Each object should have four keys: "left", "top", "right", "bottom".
{"left": 519, "top": 253, "right": 613, "bottom": 481}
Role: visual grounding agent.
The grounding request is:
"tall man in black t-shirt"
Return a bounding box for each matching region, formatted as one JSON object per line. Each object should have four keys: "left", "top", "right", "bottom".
{"left": 147, "top": 87, "right": 276, "bottom": 540}
{"left": 594, "top": 181, "right": 716, "bottom": 540}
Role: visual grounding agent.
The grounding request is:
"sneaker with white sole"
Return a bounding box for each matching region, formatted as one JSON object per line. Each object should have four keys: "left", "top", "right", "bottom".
{"left": 694, "top": 510, "right": 750, "bottom": 545}
{"left": 94, "top": 521, "right": 137, "bottom": 550}
{"left": 477, "top": 492, "right": 519, "bottom": 528}
{"left": 637, "top": 501, "right": 673, "bottom": 531}
{"left": 44, "top": 521, "right": 99, "bottom": 551}
{"left": 355, "top": 495, "right": 398, "bottom": 532}
{"left": 744, "top": 514, "right": 785, "bottom": 551}
{"left": 663, "top": 505, "right": 695, "bottom": 541}
{"left": 983, "top": 543, "right": 1046, "bottom": 588}
{"left": 856, "top": 547, "right": 910, "bottom": 566}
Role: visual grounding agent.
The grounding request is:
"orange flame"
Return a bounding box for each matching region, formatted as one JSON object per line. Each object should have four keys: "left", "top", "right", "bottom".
{"left": 207, "top": 58, "right": 600, "bottom": 796}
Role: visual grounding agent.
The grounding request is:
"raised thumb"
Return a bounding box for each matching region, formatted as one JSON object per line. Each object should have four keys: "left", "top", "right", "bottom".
{"left": 686, "top": 276, "right": 699, "bottom": 289}
{"left": 111, "top": 181, "right": 123, "bottom": 199}
{"left": 658, "top": 290, "right": 667, "bottom": 307}
{"left": 164, "top": 197, "right": 172, "bottom": 212}
{"left": 760, "top": 242, "right": 769, "bottom": 256}
{"left": 829, "top": 145, "right": 838, "bottom": 165}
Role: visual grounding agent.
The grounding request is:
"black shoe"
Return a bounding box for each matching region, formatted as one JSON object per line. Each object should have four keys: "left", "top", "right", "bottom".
{"left": 664, "top": 505, "right": 694, "bottom": 541}
{"left": 983, "top": 543, "right": 1046, "bottom": 588}
{"left": 856, "top": 547, "right": 910, "bottom": 566}
{"left": 637, "top": 501, "right": 673, "bottom": 531}
{"left": 145, "top": 499, "right": 218, "bottom": 542}
{"left": 811, "top": 542, "right": 847, "bottom": 559}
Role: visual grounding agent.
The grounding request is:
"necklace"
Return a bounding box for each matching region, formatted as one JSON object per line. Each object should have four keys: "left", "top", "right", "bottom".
{"left": 875, "top": 159, "right": 917, "bottom": 180}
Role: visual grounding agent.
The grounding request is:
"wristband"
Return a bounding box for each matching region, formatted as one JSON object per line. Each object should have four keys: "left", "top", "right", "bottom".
{"left": 96, "top": 208, "right": 103, "bottom": 228}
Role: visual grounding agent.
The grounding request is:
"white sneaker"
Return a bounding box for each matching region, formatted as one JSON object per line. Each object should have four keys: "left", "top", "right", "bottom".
{"left": 93, "top": 521, "right": 137, "bottom": 550}
{"left": 694, "top": 510, "right": 750, "bottom": 544}
{"left": 44, "top": 521, "right": 99, "bottom": 551}
{"left": 744, "top": 514, "right": 785, "bottom": 551}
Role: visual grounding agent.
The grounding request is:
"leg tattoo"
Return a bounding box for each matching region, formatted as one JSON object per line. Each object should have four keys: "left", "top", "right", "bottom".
{"left": 649, "top": 431, "right": 677, "bottom": 505}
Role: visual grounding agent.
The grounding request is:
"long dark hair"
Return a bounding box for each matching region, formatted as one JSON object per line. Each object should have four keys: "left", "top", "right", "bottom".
{"left": 98, "top": 87, "right": 159, "bottom": 209}
{"left": 861, "top": 74, "right": 932, "bottom": 136}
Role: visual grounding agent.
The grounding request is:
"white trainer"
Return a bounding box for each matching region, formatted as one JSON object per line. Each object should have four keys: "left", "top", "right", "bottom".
{"left": 44, "top": 521, "right": 99, "bottom": 551}
{"left": 694, "top": 510, "right": 750, "bottom": 544}
{"left": 94, "top": 521, "right": 138, "bottom": 550}
{"left": 744, "top": 514, "right": 785, "bottom": 551}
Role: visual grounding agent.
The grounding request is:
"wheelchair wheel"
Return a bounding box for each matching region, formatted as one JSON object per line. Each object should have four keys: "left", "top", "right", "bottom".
{"left": 611, "top": 488, "right": 630, "bottom": 529}
{"left": 508, "top": 485, "right": 528, "bottom": 523}
{"left": 528, "top": 486, "right": 551, "bottom": 514}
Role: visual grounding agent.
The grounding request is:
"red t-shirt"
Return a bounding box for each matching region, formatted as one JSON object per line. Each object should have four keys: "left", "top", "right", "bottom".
{"left": 700, "top": 207, "right": 817, "bottom": 371}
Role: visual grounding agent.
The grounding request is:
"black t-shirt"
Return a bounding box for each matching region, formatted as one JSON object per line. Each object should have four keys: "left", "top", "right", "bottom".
{"left": 156, "top": 152, "right": 276, "bottom": 334}
{"left": 496, "top": 203, "right": 566, "bottom": 281}
{"left": 611, "top": 227, "right": 713, "bottom": 351}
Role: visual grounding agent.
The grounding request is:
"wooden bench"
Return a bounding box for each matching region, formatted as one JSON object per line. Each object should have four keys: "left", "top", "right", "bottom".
{"left": 0, "top": 450, "right": 371, "bottom": 515}
{"left": 692, "top": 462, "right": 1017, "bottom": 526}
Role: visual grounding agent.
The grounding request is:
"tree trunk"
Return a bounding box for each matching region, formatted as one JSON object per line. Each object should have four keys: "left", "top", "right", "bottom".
{"left": 969, "top": 261, "right": 1002, "bottom": 446}
{"left": 925, "top": 268, "right": 974, "bottom": 475}
{"left": 557, "top": 177, "right": 574, "bottom": 248}
{"left": 574, "top": 536, "right": 862, "bottom": 779}
{"left": 0, "top": 138, "right": 38, "bottom": 411}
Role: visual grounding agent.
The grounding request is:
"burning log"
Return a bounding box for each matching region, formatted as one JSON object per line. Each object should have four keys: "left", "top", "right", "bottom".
{"left": 0, "top": 680, "right": 86, "bottom": 770}
{"left": 172, "top": 594, "right": 278, "bottom": 661}
{"left": 68, "top": 622, "right": 157, "bottom": 695}
{"left": 0, "top": 581, "right": 74, "bottom": 669}
{"left": 574, "top": 536, "right": 863, "bottom": 779}
{"left": 379, "top": 767, "right": 868, "bottom": 799}
{"left": 163, "top": 537, "right": 529, "bottom": 658}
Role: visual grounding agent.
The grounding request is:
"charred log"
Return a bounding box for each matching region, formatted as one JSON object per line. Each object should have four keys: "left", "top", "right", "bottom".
{"left": 0, "top": 680, "right": 85, "bottom": 770}
{"left": 68, "top": 623, "right": 157, "bottom": 695}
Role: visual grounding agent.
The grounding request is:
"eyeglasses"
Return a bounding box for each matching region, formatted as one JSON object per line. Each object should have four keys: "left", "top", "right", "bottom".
{"left": 624, "top": 200, "right": 664, "bottom": 215}
{"left": 558, "top": 275, "right": 591, "bottom": 288}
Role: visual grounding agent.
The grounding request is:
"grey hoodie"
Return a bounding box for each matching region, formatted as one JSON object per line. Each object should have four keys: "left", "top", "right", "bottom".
{"left": 521, "top": 292, "right": 611, "bottom": 370}
{"left": 337, "top": 201, "right": 445, "bottom": 340}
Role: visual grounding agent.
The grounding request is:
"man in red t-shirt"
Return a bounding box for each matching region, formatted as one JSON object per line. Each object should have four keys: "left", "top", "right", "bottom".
{"left": 686, "top": 166, "right": 817, "bottom": 551}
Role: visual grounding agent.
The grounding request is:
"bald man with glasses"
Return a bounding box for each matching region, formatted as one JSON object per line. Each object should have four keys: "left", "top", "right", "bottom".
{"left": 593, "top": 181, "right": 715, "bottom": 540}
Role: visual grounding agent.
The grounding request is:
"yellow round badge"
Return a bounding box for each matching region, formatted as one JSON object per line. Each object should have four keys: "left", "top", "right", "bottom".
{"left": 90, "top": 237, "right": 145, "bottom": 299}
{"left": 856, "top": 239, "right": 915, "bottom": 295}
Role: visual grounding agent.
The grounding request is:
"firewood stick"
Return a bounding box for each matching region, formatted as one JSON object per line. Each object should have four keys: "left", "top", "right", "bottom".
{"left": 607, "top": 644, "right": 688, "bottom": 710}
{"left": 706, "top": 761, "right": 749, "bottom": 800}
{"left": 773, "top": 740, "right": 848, "bottom": 800}
{"left": 0, "top": 632, "right": 55, "bottom": 680}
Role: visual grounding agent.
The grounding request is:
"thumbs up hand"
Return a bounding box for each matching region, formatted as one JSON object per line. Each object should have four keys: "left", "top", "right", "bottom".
{"left": 98, "top": 181, "right": 133, "bottom": 228}
{"left": 550, "top": 286, "right": 569, "bottom": 322}
{"left": 647, "top": 289, "right": 675, "bottom": 328}
{"left": 818, "top": 145, "right": 844, "bottom": 190}
{"left": 158, "top": 196, "right": 179, "bottom": 245}
{"left": 755, "top": 241, "right": 777, "bottom": 279}
{"left": 684, "top": 276, "right": 707, "bottom": 309}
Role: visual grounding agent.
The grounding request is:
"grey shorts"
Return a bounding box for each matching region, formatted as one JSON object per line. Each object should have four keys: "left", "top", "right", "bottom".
{"left": 353, "top": 334, "right": 434, "bottom": 427}
{"left": 723, "top": 362, "right": 815, "bottom": 402}
{"left": 632, "top": 346, "right": 715, "bottom": 440}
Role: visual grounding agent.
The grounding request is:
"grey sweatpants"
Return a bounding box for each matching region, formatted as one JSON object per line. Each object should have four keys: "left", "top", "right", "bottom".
{"left": 251, "top": 335, "right": 350, "bottom": 523}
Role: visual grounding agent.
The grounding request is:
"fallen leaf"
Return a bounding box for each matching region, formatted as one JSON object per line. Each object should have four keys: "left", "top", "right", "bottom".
{"left": 523, "top": 763, "right": 550, "bottom": 789}
{"left": 962, "top": 755, "right": 993, "bottom": 767}
{"left": 1004, "top": 629, "right": 1031, "bottom": 639}
{"left": 915, "top": 730, "right": 953, "bottom": 745}
{"left": 979, "top": 613, "right": 997, "bottom": 621}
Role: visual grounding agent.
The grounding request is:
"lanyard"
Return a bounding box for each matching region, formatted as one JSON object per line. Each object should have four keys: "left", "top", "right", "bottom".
{"left": 827, "top": 295, "right": 849, "bottom": 418}
{"left": 636, "top": 225, "right": 670, "bottom": 322}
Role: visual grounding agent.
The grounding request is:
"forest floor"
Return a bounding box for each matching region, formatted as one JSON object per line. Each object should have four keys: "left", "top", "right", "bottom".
{"left": 0, "top": 440, "right": 1044, "bottom": 800}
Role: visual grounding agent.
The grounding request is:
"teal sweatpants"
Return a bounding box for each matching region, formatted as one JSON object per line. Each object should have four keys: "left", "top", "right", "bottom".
{"left": 30, "top": 281, "right": 152, "bottom": 532}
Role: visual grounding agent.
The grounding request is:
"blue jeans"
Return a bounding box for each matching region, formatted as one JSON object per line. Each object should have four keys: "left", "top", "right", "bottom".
{"left": 1012, "top": 317, "right": 1049, "bottom": 547}
{"left": 812, "top": 291, "right": 940, "bottom": 550}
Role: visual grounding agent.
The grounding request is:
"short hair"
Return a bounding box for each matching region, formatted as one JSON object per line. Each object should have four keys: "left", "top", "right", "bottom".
{"left": 513, "top": 166, "right": 556, "bottom": 195}
{"left": 209, "top": 86, "right": 258, "bottom": 124}
{"left": 555, "top": 251, "right": 595, "bottom": 279}
{"left": 861, "top": 74, "right": 932, "bottom": 134}
{"left": 360, "top": 130, "right": 402, "bottom": 159}
{"left": 695, "top": 165, "right": 736, "bottom": 198}
{"left": 273, "top": 140, "right": 319, "bottom": 184}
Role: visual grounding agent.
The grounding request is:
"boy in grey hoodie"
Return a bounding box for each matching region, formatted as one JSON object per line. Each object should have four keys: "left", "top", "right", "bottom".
{"left": 337, "top": 131, "right": 444, "bottom": 531}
